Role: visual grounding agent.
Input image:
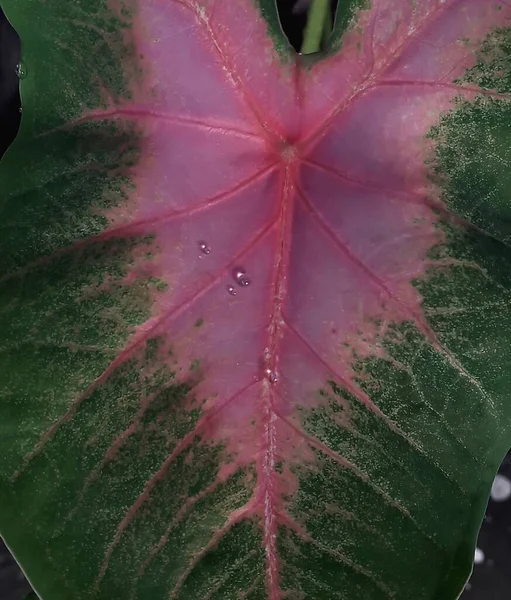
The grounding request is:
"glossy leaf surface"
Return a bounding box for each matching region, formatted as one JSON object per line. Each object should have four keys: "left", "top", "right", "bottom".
{"left": 2, "top": 1, "right": 511, "bottom": 598}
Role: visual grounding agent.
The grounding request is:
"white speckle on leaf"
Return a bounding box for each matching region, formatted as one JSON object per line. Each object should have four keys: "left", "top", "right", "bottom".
{"left": 491, "top": 474, "right": 511, "bottom": 502}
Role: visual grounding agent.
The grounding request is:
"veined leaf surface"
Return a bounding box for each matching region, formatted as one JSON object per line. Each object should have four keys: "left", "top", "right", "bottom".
{"left": 2, "top": 1, "right": 511, "bottom": 598}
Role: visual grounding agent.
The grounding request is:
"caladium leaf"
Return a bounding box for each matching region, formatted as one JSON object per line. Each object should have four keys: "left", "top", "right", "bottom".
{"left": 1, "top": 0, "right": 511, "bottom": 598}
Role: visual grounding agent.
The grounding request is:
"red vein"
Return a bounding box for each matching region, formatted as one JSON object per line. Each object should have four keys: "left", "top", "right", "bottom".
{"left": 10, "top": 335, "right": 148, "bottom": 482}
{"left": 11, "top": 220, "right": 275, "bottom": 481}
{"left": 97, "top": 163, "right": 278, "bottom": 239}
{"left": 296, "top": 184, "right": 496, "bottom": 414}
{"left": 94, "top": 379, "right": 261, "bottom": 592}
{"left": 299, "top": 0, "right": 457, "bottom": 151}
{"left": 297, "top": 183, "right": 402, "bottom": 294}
{"left": 281, "top": 316, "right": 461, "bottom": 488}
{"left": 62, "top": 419, "right": 141, "bottom": 527}
{"left": 365, "top": 0, "right": 380, "bottom": 75}
{"left": 302, "top": 157, "right": 431, "bottom": 203}
{"left": 181, "top": 0, "right": 286, "bottom": 148}
{"left": 95, "top": 430, "right": 202, "bottom": 592}
{"left": 299, "top": 503, "right": 385, "bottom": 539}
{"left": 280, "top": 315, "right": 400, "bottom": 432}
{"left": 36, "top": 107, "right": 262, "bottom": 141}
{"left": 0, "top": 165, "right": 277, "bottom": 285}
{"left": 303, "top": 158, "right": 511, "bottom": 249}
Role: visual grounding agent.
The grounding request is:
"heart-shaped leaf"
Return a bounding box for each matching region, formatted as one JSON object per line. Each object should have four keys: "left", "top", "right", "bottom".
{"left": 2, "top": 1, "right": 511, "bottom": 599}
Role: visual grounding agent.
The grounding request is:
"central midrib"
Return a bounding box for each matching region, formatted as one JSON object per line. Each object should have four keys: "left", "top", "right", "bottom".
{"left": 256, "top": 159, "right": 297, "bottom": 600}
{"left": 248, "top": 5, "right": 455, "bottom": 594}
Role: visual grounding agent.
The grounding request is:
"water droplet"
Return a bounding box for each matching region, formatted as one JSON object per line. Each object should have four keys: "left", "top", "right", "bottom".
{"left": 491, "top": 474, "right": 511, "bottom": 502}
{"left": 474, "top": 547, "right": 484, "bottom": 564}
{"left": 227, "top": 285, "right": 236, "bottom": 296}
{"left": 199, "top": 241, "right": 210, "bottom": 255}
{"left": 233, "top": 267, "right": 250, "bottom": 287}
{"left": 265, "top": 368, "right": 278, "bottom": 384}
{"left": 15, "top": 62, "right": 28, "bottom": 79}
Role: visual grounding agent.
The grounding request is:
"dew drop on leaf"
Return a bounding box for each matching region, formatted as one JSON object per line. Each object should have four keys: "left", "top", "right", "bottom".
{"left": 265, "top": 368, "right": 278, "bottom": 384}
{"left": 233, "top": 267, "right": 250, "bottom": 287}
{"left": 198, "top": 241, "right": 211, "bottom": 255}
{"left": 227, "top": 285, "right": 236, "bottom": 296}
{"left": 15, "top": 62, "right": 28, "bottom": 79}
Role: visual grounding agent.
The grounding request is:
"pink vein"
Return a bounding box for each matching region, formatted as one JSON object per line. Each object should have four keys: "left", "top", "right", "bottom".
{"left": 256, "top": 167, "right": 296, "bottom": 600}
{"left": 280, "top": 315, "right": 460, "bottom": 487}
{"left": 201, "top": 552, "right": 261, "bottom": 600}
{"left": 273, "top": 406, "right": 409, "bottom": 517}
{"left": 274, "top": 407, "right": 442, "bottom": 551}
{"left": 132, "top": 477, "right": 228, "bottom": 598}
{"left": 296, "top": 185, "right": 496, "bottom": 414}
{"left": 168, "top": 503, "right": 254, "bottom": 599}
{"left": 274, "top": 380, "right": 438, "bottom": 500}
{"left": 94, "top": 378, "right": 261, "bottom": 591}
{"left": 279, "top": 506, "right": 394, "bottom": 598}
{"left": 11, "top": 220, "right": 275, "bottom": 481}
{"left": 60, "top": 379, "right": 186, "bottom": 531}
{"left": 297, "top": 534, "right": 393, "bottom": 598}
{"left": 371, "top": 79, "right": 511, "bottom": 101}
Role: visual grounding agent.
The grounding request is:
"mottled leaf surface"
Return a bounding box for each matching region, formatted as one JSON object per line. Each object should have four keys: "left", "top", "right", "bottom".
{"left": 2, "top": 1, "right": 511, "bottom": 599}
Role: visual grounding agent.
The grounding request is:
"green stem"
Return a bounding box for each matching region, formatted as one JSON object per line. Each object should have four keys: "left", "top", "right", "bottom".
{"left": 301, "top": 0, "right": 331, "bottom": 55}
{"left": 322, "top": 5, "right": 332, "bottom": 46}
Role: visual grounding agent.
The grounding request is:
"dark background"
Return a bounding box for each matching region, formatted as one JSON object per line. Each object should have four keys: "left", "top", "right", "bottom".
{"left": 0, "top": 1, "right": 511, "bottom": 598}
